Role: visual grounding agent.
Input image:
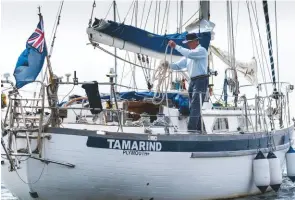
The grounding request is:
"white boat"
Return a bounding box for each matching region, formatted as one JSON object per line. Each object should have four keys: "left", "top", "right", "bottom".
{"left": 1, "top": 1, "right": 295, "bottom": 200}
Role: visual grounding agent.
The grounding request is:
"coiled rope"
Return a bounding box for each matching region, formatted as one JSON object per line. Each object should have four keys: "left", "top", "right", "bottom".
{"left": 151, "top": 44, "right": 173, "bottom": 105}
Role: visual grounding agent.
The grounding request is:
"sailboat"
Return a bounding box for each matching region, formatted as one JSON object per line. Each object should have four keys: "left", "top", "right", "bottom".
{"left": 1, "top": 0, "right": 295, "bottom": 200}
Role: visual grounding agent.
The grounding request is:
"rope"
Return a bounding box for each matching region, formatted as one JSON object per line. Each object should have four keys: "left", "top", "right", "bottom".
{"left": 151, "top": 44, "right": 172, "bottom": 105}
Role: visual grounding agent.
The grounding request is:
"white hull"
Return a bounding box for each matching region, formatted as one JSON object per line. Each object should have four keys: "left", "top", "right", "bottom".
{"left": 1, "top": 132, "right": 290, "bottom": 200}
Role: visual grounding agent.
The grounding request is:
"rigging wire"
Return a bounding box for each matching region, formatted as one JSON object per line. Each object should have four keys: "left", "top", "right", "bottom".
{"left": 88, "top": 0, "right": 96, "bottom": 27}
{"left": 134, "top": 0, "right": 138, "bottom": 27}
{"left": 98, "top": 48, "right": 158, "bottom": 70}
{"left": 49, "top": 0, "right": 64, "bottom": 51}
{"left": 59, "top": 85, "right": 75, "bottom": 103}
{"left": 247, "top": 3, "right": 256, "bottom": 57}
{"left": 164, "top": 0, "right": 171, "bottom": 34}
{"left": 115, "top": 3, "right": 121, "bottom": 23}
{"left": 118, "top": 52, "right": 128, "bottom": 92}
{"left": 48, "top": 0, "right": 64, "bottom": 58}
{"left": 274, "top": 0, "right": 283, "bottom": 128}
{"left": 143, "top": 0, "right": 153, "bottom": 30}
{"left": 160, "top": 0, "right": 169, "bottom": 34}
{"left": 153, "top": 1, "right": 158, "bottom": 32}
{"left": 133, "top": 0, "right": 139, "bottom": 90}
{"left": 139, "top": 0, "right": 147, "bottom": 28}
{"left": 14, "top": 159, "right": 46, "bottom": 185}
{"left": 250, "top": 1, "right": 272, "bottom": 82}
{"left": 246, "top": 1, "right": 268, "bottom": 90}
{"left": 103, "top": 1, "right": 114, "bottom": 21}
{"left": 234, "top": 1, "right": 240, "bottom": 50}
{"left": 31, "top": 1, "right": 64, "bottom": 113}
{"left": 180, "top": 9, "right": 200, "bottom": 31}
{"left": 176, "top": 0, "right": 179, "bottom": 33}
{"left": 123, "top": 0, "right": 135, "bottom": 23}
{"left": 274, "top": 1, "right": 280, "bottom": 94}
{"left": 116, "top": 1, "right": 139, "bottom": 91}
{"left": 156, "top": 1, "right": 161, "bottom": 34}
{"left": 246, "top": 0, "right": 271, "bottom": 101}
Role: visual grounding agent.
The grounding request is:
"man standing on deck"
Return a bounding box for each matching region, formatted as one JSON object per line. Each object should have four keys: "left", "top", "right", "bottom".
{"left": 165, "top": 33, "right": 209, "bottom": 132}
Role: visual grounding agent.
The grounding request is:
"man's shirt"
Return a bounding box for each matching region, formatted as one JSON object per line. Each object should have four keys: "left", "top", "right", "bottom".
{"left": 170, "top": 44, "right": 208, "bottom": 78}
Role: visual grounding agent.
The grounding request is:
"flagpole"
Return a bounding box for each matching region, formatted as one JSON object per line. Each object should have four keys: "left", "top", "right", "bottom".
{"left": 38, "top": 8, "right": 60, "bottom": 127}
{"left": 38, "top": 6, "right": 54, "bottom": 85}
{"left": 36, "top": 7, "right": 60, "bottom": 156}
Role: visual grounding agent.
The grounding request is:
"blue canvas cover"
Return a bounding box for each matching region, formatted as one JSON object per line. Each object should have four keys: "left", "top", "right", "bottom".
{"left": 59, "top": 91, "right": 190, "bottom": 115}
{"left": 93, "top": 19, "right": 211, "bottom": 56}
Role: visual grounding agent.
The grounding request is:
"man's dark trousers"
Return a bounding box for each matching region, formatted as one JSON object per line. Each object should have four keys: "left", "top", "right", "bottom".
{"left": 187, "top": 76, "right": 208, "bottom": 131}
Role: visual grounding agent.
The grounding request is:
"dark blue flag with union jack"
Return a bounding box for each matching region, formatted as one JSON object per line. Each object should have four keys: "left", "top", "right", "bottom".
{"left": 27, "top": 18, "right": 46, "bottom": 53}
{"left": 13, "top": 17, "right": 47, "bottom": 89}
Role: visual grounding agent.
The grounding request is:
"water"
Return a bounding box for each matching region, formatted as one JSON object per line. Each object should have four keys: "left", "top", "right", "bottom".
{"left": 1, "top": 177, "right": 294, "bottom": 200}
{"left": 1, "top": 184, "right": 18, "bottom": 200}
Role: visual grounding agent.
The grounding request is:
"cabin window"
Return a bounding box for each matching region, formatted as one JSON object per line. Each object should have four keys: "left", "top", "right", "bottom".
{"left": 213, "top": 118, "right": 229, "bottom": 131}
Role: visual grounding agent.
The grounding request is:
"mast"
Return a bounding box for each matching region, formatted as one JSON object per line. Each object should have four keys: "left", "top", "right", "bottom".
{"left": 200, "top": 1, "right": 211, "bottom": 101}
{"left": 226, "top": 0, "right": 238, "bottom": 107}
{"left": 262, "top": 0, "right": 278, "bottom": 96}
{"left": 199, "top": 0, "right": 210, "bottom": 21}
{"left": 113, "top": 0, "right": 117, "bottom": 92}
{"left": 179, "top": 0, "right": 183, "bottom": 33}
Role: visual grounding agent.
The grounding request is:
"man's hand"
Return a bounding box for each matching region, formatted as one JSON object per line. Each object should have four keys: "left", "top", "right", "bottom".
{"left": 168, "top": 40, "right": 176, "bottom": 48}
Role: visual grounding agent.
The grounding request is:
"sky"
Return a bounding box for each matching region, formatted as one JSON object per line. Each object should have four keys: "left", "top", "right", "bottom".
{"left": 1, "top": 0, "right": 295, "bottom": 115}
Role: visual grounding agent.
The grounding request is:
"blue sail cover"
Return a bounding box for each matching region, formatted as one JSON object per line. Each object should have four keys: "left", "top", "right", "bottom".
{"left": 94, "top": 20, "right": 211, "bottom": 56}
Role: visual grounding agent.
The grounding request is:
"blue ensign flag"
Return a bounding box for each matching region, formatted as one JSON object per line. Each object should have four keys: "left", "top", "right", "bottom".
{"left": 13, "top": 18, "right": 47, "bottom": 89}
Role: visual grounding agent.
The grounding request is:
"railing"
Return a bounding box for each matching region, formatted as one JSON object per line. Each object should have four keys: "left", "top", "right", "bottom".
{"left": 1, "top": 77, "right": 292, "bottom": 172}
{"left": 1, "top": 80, "right": 46, "bottom": 168}
{"left": 1, "top": 80, "right": 292, "bottom": 137}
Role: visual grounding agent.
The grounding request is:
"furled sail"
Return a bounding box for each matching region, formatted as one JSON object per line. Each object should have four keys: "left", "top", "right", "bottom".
{"left": 185, "top": 18, "right": 216, "bottom": 40}
{"left": 87, "top": 18, "right": 211, "bottom": 62}
{"left": 210, "top": 45, "right": 258, "bottom": 86}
